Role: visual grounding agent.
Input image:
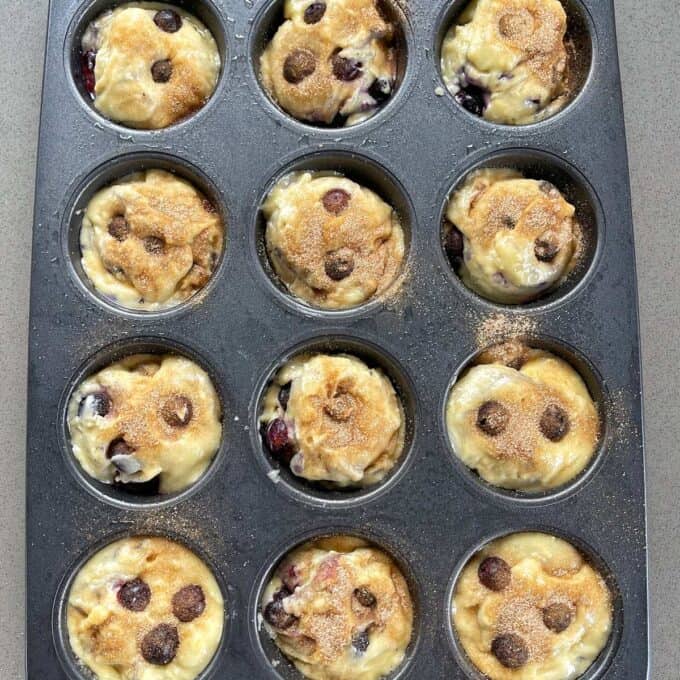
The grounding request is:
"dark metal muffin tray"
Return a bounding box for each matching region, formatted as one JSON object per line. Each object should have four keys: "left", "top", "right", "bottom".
{"left": 27, "top": 0, "right": 648, "bottom": 677}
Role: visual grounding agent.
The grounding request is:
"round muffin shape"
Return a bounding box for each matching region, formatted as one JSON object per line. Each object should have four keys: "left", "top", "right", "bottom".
{"left": 80, "top": 169, "right": 224, "bottom": 311}
{"left": 444, "top": 168, "right": 582, "bottom": 304}
{"left": 67, "top": 354, "right": 222, "bottom": 495}
{"left": 80, "top": 3, "right": 221, "bottom": 129}
{"left": 67, "top": 536, "right": 224, "bottom": 680}
{"left": 263, "top": 171, "right": 405, "bottom": 310}
{"left": 260, "top": 0, "right": 398, "bottom": 126}
{"left": 441, "top": 0, "right": 574, "bottom": 125}
{"left": 260, "top": 353, "right": 405, "bottom": 487}
{"left": 446, "top": 341, "right": 600, "bottom": 492}
{"left": 452, "top": 532, "right": 613, "bottom": 680}
{"left": 261, "top": 536, "right": 413, "bottom": 680}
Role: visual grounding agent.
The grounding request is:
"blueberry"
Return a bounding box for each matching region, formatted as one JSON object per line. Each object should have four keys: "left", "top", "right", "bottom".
{"left": 304, "top": 2, "right": 326, "bottom": 24}
{"left": 79, "top": 389, "right": 111, "bottom": 417}
{"left": 153, "top": 9, "right": 182, "bottom": 33}
{"left": 283, "top": 49, "right": 317, "bottom": 84}
{"left": 322, "top": 188, "right": 350, "bottom": 215}
{"left": 543, "top": 602, "right": 574, "bottom": 633}
{"left": 161, "top": 395, "right": 193, "bottom": 428}
{"left": 151, "top": 60, "right": 173, "bottom": 83}
{"left": 81, "top": 50, "right": 96, "bottom": 96}
{"left": 141, "top": 624, "right": 179, "bottom": 665}
{"left": 368, "top": 77, "right": 392, "bottom": 103}
{"left": 108, "top": 215, "right": 129, "bottom": 241}
{"left": 476, "top": 401, "right": 509, "bottom": 436}
{"left": 264, "top": 592, "right": 297, "bottom": 629}
{"left": 332, "top": 53, "right": 362, "bottom": 82}
{"left": 265, "top": 419, "right": 295, "bottom": 463}
{"left": 117, "top": 578, "right": 151, "bottom": 612}
{"left": 353, "top": 587, "right": 377, "bottom": 608}
{"left": 278, "top": 382, "right": 292, "bottom": 409}
{"left": 478, "top": 556, "right": 511, "bottom": 591}
{"left": 491, "top": 634, "right": 529, "bottom": 669}
{"left": 455, "top": 83, "right": 488, "bottom": 117}
{"left": 352, "top": 629, "right": 371, "bottom": 654}
{"left": 172, "top": 585, "right": 206, "bottom": 622}
{"left": 540, "top": 404, "right": 570, "bottom": 441}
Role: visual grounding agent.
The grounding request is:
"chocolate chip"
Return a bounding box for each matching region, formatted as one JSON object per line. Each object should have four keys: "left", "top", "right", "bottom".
{"left": 106, "top": 437, "right": 134, "bottom": 459}
{"left": 322, "top": 188, "right": 350, "bottom": 215}
{"left": 543, "top": 602, "right": 574, "bottom": 633}
{"left": 153, "top": 9, "right": 182, "bottom": 33}
{"left": 265, "top": 418, "right": 296, "bottom": 464}
{"left": 324, "top": 249, "right": 355, "bottom": 281}
{"left": 264, "top": 596, "right": 298, "bottom": 629}
{"left": 368, "top": 77, "right": 392, "bottom": 103}
{"left": 283, "top": 49, "right": 317, "bottom": 84}
{"left": 172, "top": 585, "right": 206, "bottom": 622}
{"left": 304, "top": 2, "right": 326, "bottom": 24}
{"left": 108, "top": 215, "right": 130, "bottom": 241}
{"left": 331, "top": 53, "right": 362, "bottom": 81}
{"left": 540, "top": 403, "right": 570, "bottom": 441}
{"left": 143, "top": 236, "right": 165, "bottom": 255}
{"left": 476, "top": 401, "right": 509, "bottom": 436}
{"left": 79, "top": 389, "right": 112, "bottom": 417}
{"left": 353, "top": 587, "right": 377, "bottom": 608}
{"left": 534, "top": 238, "right": 560, "bottom": 262}
{"left": 117, "top": 578, "right": 151, "bottom": 612}
{"left": 352, "top": 629, "right": 371, "bottom": 654}
{"left": 141, "top": 624, "right": 179, "bottom": 666}
{"left": 478, "top": 556, "right": 511, "bottom": 591}
{"left": 278, "top": 382, "right": 292, "bottom": 409}
{"left": 151, "top": 59, "right": 173, "bottom": 83}
{"left": 491, "top": 634, "right": 529, "bottom": 669}
{"left": 445, "top": 224, "right": 464, "bottom": 261}
{"left": 161, "top": 395, "right": 193, "bottom": 428}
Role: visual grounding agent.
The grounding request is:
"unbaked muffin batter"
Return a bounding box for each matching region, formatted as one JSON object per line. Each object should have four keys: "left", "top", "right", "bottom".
{"left": 441, "top": 0, "right": 573, "bottom": 125}
{"left": 452, "top": 532, "right": 613, "bottom": 679}
{"left": 446, "top": 341, "right": 599, "bottom": 492}
{"left": 263, "top": 171, "right": 405, "bottom": 310}
{"left": 80, "top": 169, "right": 224, "bottom": 311}
{"left": 81, "top": 3, "right": 221, "bottom": 129}
{"left": 260, "top": 353, "right": 404, "bottom": 487}
{"left": 67, "top": 536, "right": 224, "bottom": 680}
{"left": 68, "top": 354, "right": 222, "bottom": 494}
{"left": 261, "top": 536, "right": 413, "bottom": 680}
{"left": 260, "top": 0, "right": 398, "bottom": 126}
{"left": 444, "top": 168, "right": 581, "bottom": 304}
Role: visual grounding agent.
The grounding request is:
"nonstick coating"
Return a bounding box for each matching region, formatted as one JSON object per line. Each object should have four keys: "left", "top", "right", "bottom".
{"left": 27, "top": 0, "right": 648, "bottom": 678}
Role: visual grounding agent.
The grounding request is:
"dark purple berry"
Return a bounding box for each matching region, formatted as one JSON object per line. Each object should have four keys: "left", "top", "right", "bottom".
{"left": 540, "top": 404, "right": 570, "bottom": 442}
{"left": 368, "top": 77, "right": 392, "bottom": 103}
{"left": 151, "top": 59, "right": 173, "bottom": 83}
{"left": 117, "top": 578, "right": 151, "bottom": 612}
{"left": 265, "top": 419, "right": 295, "bottom": 463}
{"left": 476, "top": 401, "right": 510, "bottom": 436}
{"left": 106, "top": 437, "right": 134, "bottom": 459}
{"left": 154, "top": 9, "right": 182, "bottom": 33}
{"left": 445, "top": 224, "right": 464, "bottom": 261}
{"left": 478, "top": 556, "right": 511, "bottom": 591}
{"left": 491, "top": 634, "right": 529, "bottom": 669}
{"left": 324, "top": 249, "right": 355, "bottom": 281}
{"left": 172, "top": 585, "right": 206, "bottom": 622}
{"left": 161, "top": 395, "right": 193, "bottom": 428}
{"left": 79, "top": 389, "right": 112, "bottom": 417}
{"left": 278, "top": 382, "right": 292, "bottom": 409}
{"left": 141, "top": 624, "right": 179, "bottom": 665}
{"left": 542, "top": 602, "right": 574, "bottom": 633}
{"left": 331, "top": 53, "right": 362, "bottom": 82}
{"left": 283, "top": 49, "right": 317, "bottom": 84}
{"left": 304, "top": 2, "right": 326, "bottom": 24}
{"left": 143, "top": 235, "right": 165, "bottom": 255}
{"left": 81, "top": 50, "right": 96, "bottom": 96}
{"left": 322, "top": 188, "right": 350, "bottom": 214}
{"left": 352, "top": 629, "right": 371, "bottom": 653}
{"left": 353, "top": 587, "right": 377, "bottom": 608}
{"left": 264, "top": 594, "right": 297, "bottom": 629}
{"left": 455, "top": 83, "right": 487, "bottom": 117}
{"left": 534, "top": 237, "right": 560, "bottom": 262}
{"left": 108, "top": 215, "right": 130, "bottom": 241}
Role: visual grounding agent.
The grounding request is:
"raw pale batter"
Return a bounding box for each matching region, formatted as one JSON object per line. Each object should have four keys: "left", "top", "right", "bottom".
{"left": 68, "top": 354, "right": 222, "bottom": 494}
{"left": 260, "top": 353, "right": 404, "bottom": 487}
{"left": 81, "top": 2, "right": 221, "bottom": 129}
{"left": 261, "top": 536, "right": 413, "bottom": 680}
{"left": 446, "top": 341, "right": 599, "bottom": 492}
{"left": 452, "top": 532, "right": 613, "bottom": 679}
{"left": 264, "top": 171, "right": 405, "bottom": 310}
{"left": 260, "top": 0, "right": 398, "bottom": 126}
{"left": 67, "top": 536, "right": 224, "bottom": 680}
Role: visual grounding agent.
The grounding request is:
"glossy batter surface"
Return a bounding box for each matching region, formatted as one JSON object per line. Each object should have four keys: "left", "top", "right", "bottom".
{"left": 261, "top": 536, "right": 413, "bottom": 680}
{"left": 67, "top": 354, "right": 222, "bottom": 494}
{"left": 80, "top": 169, "right": 224, "bottom": 311}
{"left": 446, "top": 341, "right": 599, "bottom": 492}
{"left": 453, "top": 532, "right": 613, "bottom": 679}
{"left": 81, "top": 2, "right": 221, "bottom": 129}
{"left": 441, "top": 0, "right": 573, "bottom": 125}
{"left": 260, "top": 353, "right": 404, "bottom": 487}
{"left": 260, "top": 0, "right": 398, "bottom": 126}
{"left": 445, "top": 168, "right": 581, "bottom": 304}
{"left": 263, "top": 171, "right": 405, "bottom": 310}
{"left": 67, "top": 536, "right": 224, "bottom": 680}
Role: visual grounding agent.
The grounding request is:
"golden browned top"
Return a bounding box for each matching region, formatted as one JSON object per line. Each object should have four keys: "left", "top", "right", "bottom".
{"left": 81, "top": 169, "right": 224, "bottom": 309}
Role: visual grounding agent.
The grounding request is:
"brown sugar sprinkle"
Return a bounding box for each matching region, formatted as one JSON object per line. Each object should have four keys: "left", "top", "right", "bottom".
{"left": 473, "top": 312, "right": 539, "bottom": 351}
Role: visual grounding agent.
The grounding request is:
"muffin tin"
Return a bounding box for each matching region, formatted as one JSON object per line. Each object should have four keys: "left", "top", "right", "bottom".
{"left": 27, "top": 0, "right": 648, "bottom": 678}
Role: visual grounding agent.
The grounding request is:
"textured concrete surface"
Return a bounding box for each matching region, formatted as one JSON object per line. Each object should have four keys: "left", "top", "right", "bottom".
{"left": 0, "top": 1, "right": 678, "bottom": 677}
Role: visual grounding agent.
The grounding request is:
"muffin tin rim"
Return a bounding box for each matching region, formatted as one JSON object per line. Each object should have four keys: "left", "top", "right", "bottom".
{"left": 443, "top": 524, "right": 624, "bottom": 680}
{"left": 56, "top": 335, "right": 231, "bottom": 511}
{"left": 438, "top": 332, "right": 612, "bottom": 508}
{"left": 52, "top": 527, "right": 234, "bottom": 680}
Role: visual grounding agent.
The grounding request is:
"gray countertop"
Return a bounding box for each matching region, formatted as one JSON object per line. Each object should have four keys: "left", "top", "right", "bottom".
{"left": 1, "top": 1, "right": 678, "bottom": 677}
